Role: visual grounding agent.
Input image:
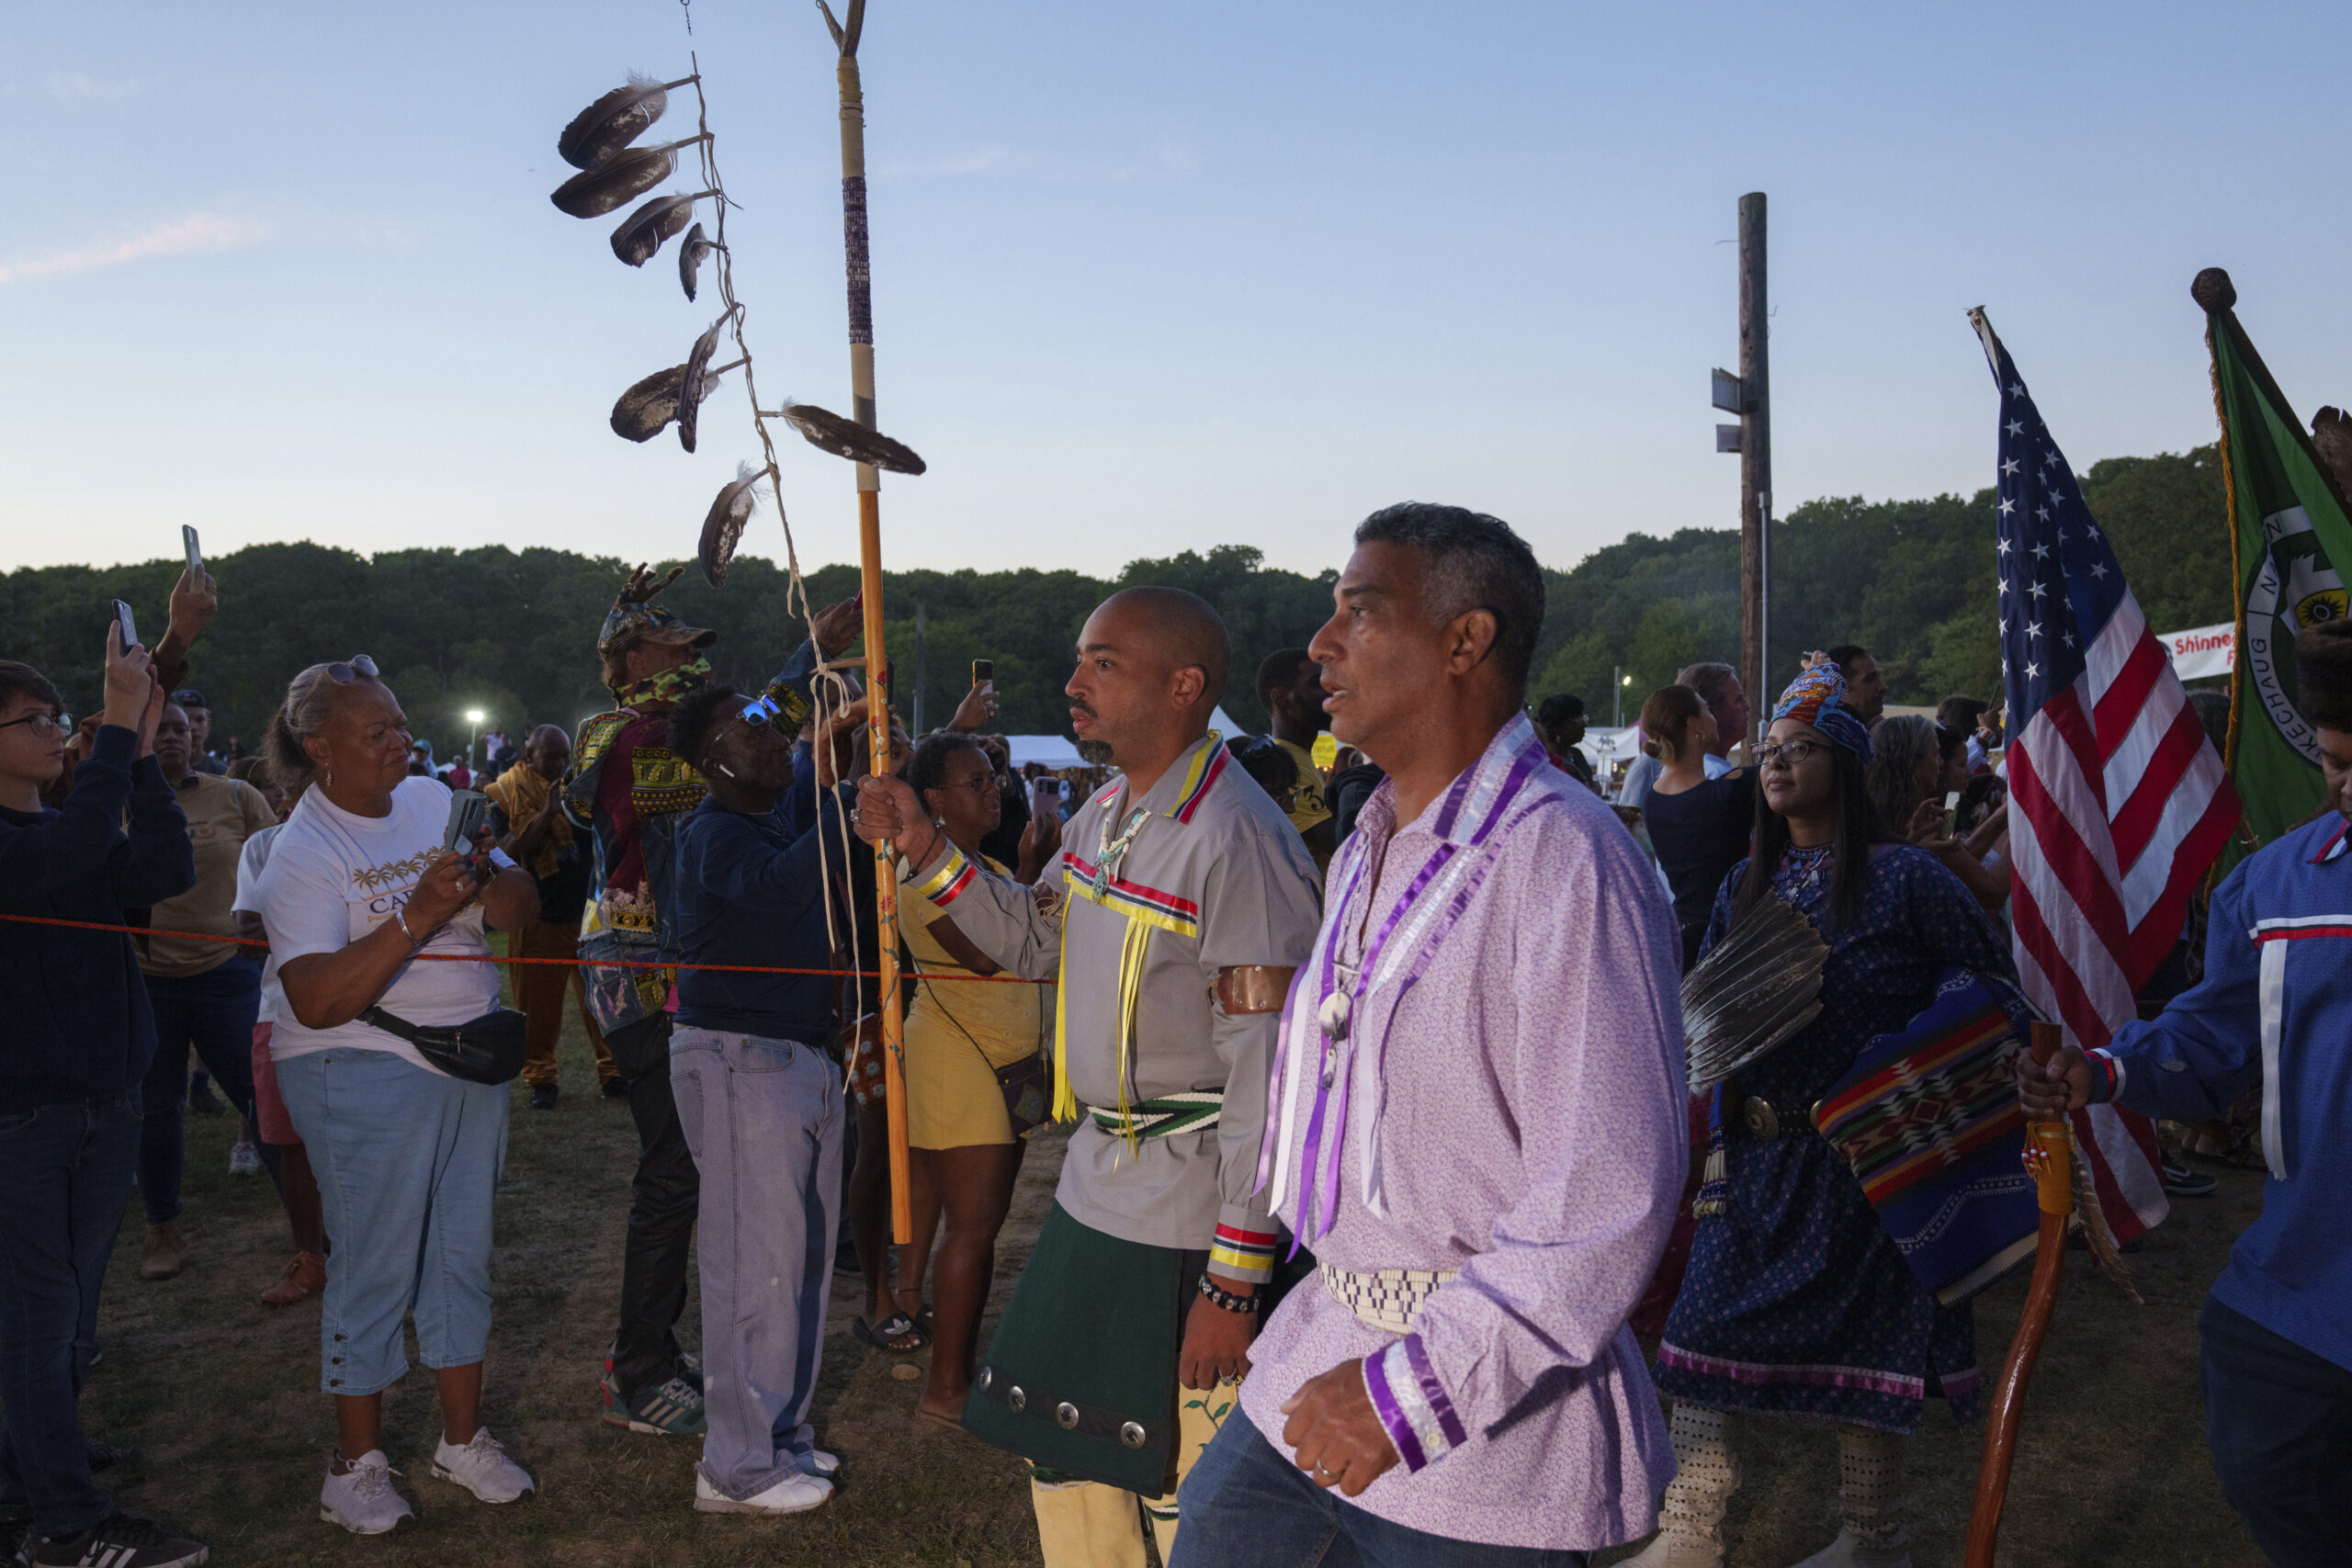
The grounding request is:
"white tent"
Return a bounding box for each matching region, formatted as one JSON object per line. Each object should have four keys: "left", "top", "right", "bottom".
{"left": 1006, "top": 706, "right": 1244, "bottom": 771}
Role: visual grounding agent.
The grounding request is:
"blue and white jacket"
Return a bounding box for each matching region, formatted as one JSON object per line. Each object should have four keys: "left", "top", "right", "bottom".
{"left": 2096, "top": 811, "right": 2352, "bottom": 1371}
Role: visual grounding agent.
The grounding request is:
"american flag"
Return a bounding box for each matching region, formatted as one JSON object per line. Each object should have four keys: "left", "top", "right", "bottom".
{"left": 1979, "top": 315, "right": 2243, "bottom": 1245}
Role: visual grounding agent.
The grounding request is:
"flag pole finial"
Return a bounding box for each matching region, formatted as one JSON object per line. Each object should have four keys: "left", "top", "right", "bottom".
{"left": 2192, "top": 267, "right": 2237, "bottom": 313}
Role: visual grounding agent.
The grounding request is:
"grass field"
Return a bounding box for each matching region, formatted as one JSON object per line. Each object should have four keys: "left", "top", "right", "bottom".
{"left": 82, "top": 1002, "right": 2267, "bottom": 1567}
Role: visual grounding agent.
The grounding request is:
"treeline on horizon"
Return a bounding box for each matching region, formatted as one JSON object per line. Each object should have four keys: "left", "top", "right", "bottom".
{"left": 0, "top": 446, "right": 2229, "bottom": 761}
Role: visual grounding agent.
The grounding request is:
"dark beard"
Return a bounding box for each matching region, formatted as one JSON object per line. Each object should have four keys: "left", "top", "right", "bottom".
{"left": 1075, "top": 739, "right": 1114, "bottom": 766}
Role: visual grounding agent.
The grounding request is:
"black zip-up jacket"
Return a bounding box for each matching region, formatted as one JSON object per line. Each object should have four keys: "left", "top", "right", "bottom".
{"left": 0, "top": 725, "right": 196, "bottom": 1112}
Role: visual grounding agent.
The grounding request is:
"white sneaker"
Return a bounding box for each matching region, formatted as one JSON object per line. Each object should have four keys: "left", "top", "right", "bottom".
{"left": 431, "top": 1427, "right": 535, "bottom": 1504}
{"left": 228, "top": 1140, "right": 261, "bottom": 1176}
{"left": 693, "top": 1468, "right": 832, "bottom": 1516}
{"left": 320, "top": 1450, "right": 414, "bottom": 1535}
{"left": 792, "top": 1448, "right": 841, "bottom": 1478}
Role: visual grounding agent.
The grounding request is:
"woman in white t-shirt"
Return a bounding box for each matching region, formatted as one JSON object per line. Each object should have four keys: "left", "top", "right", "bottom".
{"left": 252, "top": 655, "right": 540, "bottom": 1534}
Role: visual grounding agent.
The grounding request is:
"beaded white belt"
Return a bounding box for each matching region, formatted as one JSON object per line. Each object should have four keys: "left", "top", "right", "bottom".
{"left": 1319, "top": 1263, "right": 1460, "bottom": 1335}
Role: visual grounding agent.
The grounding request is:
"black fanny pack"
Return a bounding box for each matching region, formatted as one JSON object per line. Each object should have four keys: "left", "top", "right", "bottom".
{"left": 359, "top": 1006, "right": 528, "bottom": 1086}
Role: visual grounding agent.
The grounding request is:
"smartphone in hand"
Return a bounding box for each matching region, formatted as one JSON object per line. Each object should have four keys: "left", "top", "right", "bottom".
{"left": 112, "top": 599, "right": 139, "bottom": 652}
{"left": 183, "top": 525, "right": 202, "bottom": 575}
{"left": 972, "top": 658, "right": 993, "bottom": 686}
{"left": 444, "top": 789, "right": 499, "bottom": 886}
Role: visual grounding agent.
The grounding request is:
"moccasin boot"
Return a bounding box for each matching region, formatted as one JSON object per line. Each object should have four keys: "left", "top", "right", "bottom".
{"left": 1786, "top": 1427, "right": 1911, "bottom": 1568}
{"left": 141, "top": 1223, "right": 185, "bottom": 1281}
{"left": 1623, "top": 1403, "right": 1739, "bottom": 1568}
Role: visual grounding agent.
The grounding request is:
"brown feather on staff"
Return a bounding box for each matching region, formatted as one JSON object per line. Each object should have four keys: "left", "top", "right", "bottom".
{"left": 699, "top": 463, "right": 765, "bottom": 588}
{"left": 549, "top": 136, "right": 713, "bottom": 219}
{"left": 610, "top": 365, "right": 688, "bottom": 444}
{"left": 678, "top": 222, "right": 721, "bottom": 301}
{"left": 558, "top": 73, "right": 696, "bottom": 170}
{"left": 676, "top": 313, "right": 736, "bottom": 455}
{"left": 776, "top": 401, "right": 926, "bottom": 475}
{"left": 610, "top": 191, "right": 717, "bottom": 267}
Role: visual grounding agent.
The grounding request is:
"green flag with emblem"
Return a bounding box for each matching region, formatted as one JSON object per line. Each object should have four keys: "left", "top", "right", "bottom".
{"left": 2195, "top": 268, "right": 2352, "bottom": 849}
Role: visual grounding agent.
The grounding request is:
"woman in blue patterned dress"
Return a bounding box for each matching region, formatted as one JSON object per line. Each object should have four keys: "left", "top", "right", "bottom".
{"left": 1629, "top": 665, "right": 2016, "bottom": 1568}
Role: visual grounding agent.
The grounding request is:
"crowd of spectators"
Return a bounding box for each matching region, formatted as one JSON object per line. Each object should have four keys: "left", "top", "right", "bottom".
{"left": 0, "top": 551, "right": 2320, "bottom": 1567}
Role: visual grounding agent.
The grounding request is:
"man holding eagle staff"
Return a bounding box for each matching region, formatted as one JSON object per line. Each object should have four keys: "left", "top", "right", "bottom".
{"left": 853, "top": 585, "right": 1321, "bottom": 1568}
{"left": 1173, "top": 503, "right": 1688, "bottom": 1566}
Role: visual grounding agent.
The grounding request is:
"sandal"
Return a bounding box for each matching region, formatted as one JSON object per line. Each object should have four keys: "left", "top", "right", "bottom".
{"left": 914, "top": 1303, "right": 934, "bottom": 1338}
{"left": 853, "top": 1313, "right": 928, "bottom": 1354}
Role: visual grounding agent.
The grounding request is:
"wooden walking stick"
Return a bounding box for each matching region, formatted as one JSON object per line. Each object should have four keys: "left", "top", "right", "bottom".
{"left": 820, "top": 0, "right": 912, "bottom": 1247}
{"left": 1964, "top": 1021, "right": 2075, "bottom": 1566}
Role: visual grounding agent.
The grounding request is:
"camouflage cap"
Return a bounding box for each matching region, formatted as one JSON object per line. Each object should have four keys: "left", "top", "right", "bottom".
{"left": 597, "top": 599, "right": 717, "bottom": 657}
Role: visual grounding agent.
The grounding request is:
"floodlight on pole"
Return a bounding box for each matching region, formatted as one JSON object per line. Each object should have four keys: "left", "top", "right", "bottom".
{"left": 466, "top": 708, "right": 486, "bottom": 765}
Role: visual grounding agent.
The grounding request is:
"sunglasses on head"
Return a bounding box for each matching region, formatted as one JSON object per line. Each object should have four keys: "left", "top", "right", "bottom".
{"left": 325, "top": 655, "right": 379, "bottom": 683}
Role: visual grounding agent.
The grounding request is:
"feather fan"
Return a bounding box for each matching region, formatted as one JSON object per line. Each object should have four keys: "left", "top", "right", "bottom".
{"left": 558, "top": 73, "right": 695, "bottom": 170}
{"left": 1681, "top": 894, "right": 1829, "bottom": 1093}
{"left": 549, "top": 136, "right": 712, "bottom": 220}
{"left": 678, "top": 223, "right": 718, "bottom": 301}
{"left": 610, "top": 191, "right": 714, "bottom": 267}
{"left": 778, "top": 402, "right": 927, "bottom": 475}
{"left": 699, "top": 463, "right": 764, "bottom": 588}
{"left": 610, "top": 365, "right": 687, "bottom": 444}
{"left": 676, "top": 315, "right": 730, "bottom": 454}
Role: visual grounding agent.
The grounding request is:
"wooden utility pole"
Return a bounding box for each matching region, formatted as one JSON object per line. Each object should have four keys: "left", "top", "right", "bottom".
{"left": 1737, "top": 192, "right": 1771, "bottom": 736}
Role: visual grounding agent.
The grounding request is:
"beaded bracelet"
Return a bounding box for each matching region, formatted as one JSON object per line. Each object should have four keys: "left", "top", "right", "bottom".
{"left": 1197, "top": 1275, "right": 1261, "bottom": 1314}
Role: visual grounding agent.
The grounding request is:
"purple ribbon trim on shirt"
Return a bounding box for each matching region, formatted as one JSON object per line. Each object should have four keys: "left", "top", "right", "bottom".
{"left": 1363, "top": 1335, "right": 1469, "bottom": 1473}
{"left": 1363, "top": 1347, "right": 1427, "bottom": 1471}
{"left": 1406, "top": 1334, "right": 1470, "bottom": 1450}
{"left": 1253, "top": 964, "right": 1315, "bottom": 1193}
{"left": 1284, "top": 739, "right": 1547, "bottom": 1247}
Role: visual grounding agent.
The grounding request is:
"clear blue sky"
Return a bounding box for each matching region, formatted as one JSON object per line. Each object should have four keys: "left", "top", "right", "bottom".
{"left": 5, "top": 1, "right": 2347, "bottom": 580}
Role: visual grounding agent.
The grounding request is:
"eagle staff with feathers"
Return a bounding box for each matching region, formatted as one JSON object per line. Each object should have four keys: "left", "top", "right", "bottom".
{"left": 545, "top": 0, "right": 930, "bottom": 1254}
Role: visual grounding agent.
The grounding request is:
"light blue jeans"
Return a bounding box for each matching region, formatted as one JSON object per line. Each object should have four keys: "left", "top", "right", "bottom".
{"left": 669, "top": 1026, "right": 844, "bottom": 1501}
{"left": 275, "top": 1047, "right": 508, "bottom": 1396}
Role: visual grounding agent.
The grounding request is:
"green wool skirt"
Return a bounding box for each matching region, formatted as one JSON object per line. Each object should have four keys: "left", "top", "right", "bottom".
{"left": 963, "top": 1202, "right": 1191, "bottom": 1495}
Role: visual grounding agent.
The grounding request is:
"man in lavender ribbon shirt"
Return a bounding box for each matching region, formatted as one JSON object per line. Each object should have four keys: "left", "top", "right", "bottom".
{"left": 1172, "top": 503, "right": 1690, "bottom": 1564}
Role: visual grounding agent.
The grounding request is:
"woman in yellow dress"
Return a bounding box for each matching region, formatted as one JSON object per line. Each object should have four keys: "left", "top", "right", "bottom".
{"left": 891, "top": 732, "right": 1057, "bottom": 1424}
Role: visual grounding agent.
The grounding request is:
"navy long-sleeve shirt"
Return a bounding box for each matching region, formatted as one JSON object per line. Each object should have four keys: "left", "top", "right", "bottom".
{"left": 671, "top": 784, "right": 847, "bottom": 1043}
{"left": 0, "top": 724, "right": 197, "bottom": 1111}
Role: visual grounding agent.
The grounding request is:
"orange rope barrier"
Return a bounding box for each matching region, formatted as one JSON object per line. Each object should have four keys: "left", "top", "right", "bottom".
{"left": 0, "top": 911, "right": 1048, "bottom": 984}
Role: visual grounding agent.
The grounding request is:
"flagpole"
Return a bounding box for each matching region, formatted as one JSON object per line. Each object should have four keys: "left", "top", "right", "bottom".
{"left": 820, "top": 0, "right": 912, "bottom": 1247}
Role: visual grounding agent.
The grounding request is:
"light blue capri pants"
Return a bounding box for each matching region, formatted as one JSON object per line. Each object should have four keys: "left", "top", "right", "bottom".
{"left": 274, "top": 1046, "right": 509, "bottom": 1395}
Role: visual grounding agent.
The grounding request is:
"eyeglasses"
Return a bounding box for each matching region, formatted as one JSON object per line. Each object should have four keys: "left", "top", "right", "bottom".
{"left": 1753, "top": 739, "right": 1823, "bottom": 768}
{"left": 0, "top": 711, "right": 72, "bottom": 739}
{"left": 325, "top": 655, "right": 379, "bottom": 683}
{"left": 933, "top": 775, "right": 997, "bottom": 795}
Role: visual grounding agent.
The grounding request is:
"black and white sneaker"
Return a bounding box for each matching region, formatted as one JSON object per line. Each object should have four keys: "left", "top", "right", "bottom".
{"left": 2162, "top": 1156, "right": 2218, "bottom": 1198}
{"left": 28, "top": 1511, "right": 208, "bottom": 1567}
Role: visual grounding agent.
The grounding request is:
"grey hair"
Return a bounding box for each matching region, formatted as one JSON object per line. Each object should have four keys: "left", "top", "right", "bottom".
{"left": 264, "top": 663, "right": 358, "bottom": 785}
{"left": 1863, "top": 714, "right": 1941, "bottom": 834}
{"left": 1678, "top": 661, "right": 1739, "bottom": 709}
{"left": 1353, "top": 502, "right": 1544, "bottom": 696}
